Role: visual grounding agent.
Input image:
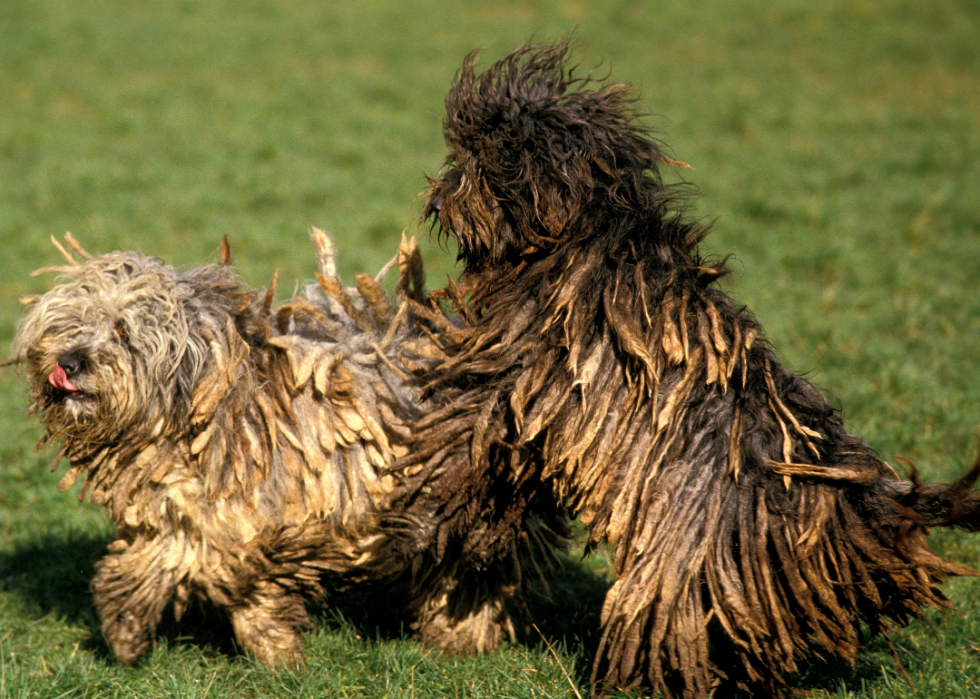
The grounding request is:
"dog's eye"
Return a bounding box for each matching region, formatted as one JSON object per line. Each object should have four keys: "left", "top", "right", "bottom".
{"left": 444, "top": 168, "right": 463, "bottom": 190}
{"left": 114, "top": 321, "right": 130, "bottom": 346}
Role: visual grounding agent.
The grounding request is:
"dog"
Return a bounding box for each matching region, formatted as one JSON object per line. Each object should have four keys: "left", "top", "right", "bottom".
{"left": 384, "top": 42, "right": 980, "bottom": 697}
{"left": 9, "top": 229, "right": 544, "bottom": 666}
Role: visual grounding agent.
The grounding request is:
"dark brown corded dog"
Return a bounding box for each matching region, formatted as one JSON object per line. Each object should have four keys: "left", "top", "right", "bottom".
{"left": 387, "top": 42, "right": 980, "bottom": 697}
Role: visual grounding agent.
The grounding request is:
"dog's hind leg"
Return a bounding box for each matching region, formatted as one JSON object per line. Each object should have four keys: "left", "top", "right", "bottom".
{"left": 228, "top": 580, "right": 310, "bottom": 667}
{"left": 409, "top": 556, "right": 518, "bottom": 655}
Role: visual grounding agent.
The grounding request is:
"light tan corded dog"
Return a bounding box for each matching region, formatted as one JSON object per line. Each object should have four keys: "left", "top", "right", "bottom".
{"left": 8, "top": 230, "right": 441, "bottom": 666}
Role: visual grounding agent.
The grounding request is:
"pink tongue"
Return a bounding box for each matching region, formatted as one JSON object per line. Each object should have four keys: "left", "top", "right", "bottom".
{"left": 48, "top": 364, "right": 80, "bottom": 393}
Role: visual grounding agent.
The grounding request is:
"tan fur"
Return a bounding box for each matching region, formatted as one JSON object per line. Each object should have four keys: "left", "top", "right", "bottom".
{"left": 9, "top": 231, "right": 444, "bottom": 665}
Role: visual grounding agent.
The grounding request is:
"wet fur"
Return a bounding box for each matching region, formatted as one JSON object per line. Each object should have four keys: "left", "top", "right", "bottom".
{"left": 388, "top": 42, "right": 980, "bottom": 697}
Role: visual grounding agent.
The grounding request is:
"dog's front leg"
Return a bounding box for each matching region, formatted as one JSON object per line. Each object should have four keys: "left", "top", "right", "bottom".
{"left": 92, "top": 537, "right": 180, "bottom": 665}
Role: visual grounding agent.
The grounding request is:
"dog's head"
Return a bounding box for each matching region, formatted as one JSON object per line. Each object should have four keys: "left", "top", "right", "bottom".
{"left": 425, "top": 41, "right": 682, "bottom": 272}
{"left": 11, "top": 252, "right": 246, "bottom": 446}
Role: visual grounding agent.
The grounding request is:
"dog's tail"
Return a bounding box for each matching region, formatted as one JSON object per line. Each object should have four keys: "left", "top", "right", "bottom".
{"left": 884, "top": 451, "right": 980, "bottom": 534}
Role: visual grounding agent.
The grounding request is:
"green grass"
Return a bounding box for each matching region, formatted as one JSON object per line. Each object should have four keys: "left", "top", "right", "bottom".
{"left": 2, "top": 1, "right": 980, "bottom": 697}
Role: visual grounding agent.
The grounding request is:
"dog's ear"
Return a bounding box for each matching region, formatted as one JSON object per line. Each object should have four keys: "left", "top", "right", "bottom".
{"left": 173, "top": 306, "right": 219, "bottom": 423}
{"left": 171, "top": 266, "right": 247, "bottom": 423}
{"left": 510, "top": 83, "right": 667, "bottom": 241}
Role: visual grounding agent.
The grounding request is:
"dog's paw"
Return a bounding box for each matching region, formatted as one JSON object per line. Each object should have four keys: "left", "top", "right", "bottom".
{"left": 104, "top": 610, "right": 153, "bottom": 665}
{"left": 414, "top": 589, "right": 515, "bottom": 655}
{"left": 230, "top": 604, "right": 307, "bottom": 668}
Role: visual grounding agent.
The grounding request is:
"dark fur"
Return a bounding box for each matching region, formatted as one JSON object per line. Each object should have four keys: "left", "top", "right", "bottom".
{"left": 386, "top": 42, "right": 980, "bottom": 697}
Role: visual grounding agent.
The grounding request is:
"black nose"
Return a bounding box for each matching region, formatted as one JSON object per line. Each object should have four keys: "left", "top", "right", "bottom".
{"left": 58, "top": 353, "right": 84, "bottom": 378}
{"left": 427, "top": 193, "right": 444, "bottom": 216}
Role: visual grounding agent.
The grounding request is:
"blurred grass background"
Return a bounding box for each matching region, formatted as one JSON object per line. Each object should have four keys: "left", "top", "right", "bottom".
{"left": 1, "top": 1, "right": 979, "bottom": 697}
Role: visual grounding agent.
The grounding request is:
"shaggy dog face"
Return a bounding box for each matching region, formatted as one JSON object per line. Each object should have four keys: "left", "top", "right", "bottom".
{"left": 390, "top": 42, "right": 980, "bottom": 698}
{"left": 17, "top": 254, "right": 243, "bottom": 453}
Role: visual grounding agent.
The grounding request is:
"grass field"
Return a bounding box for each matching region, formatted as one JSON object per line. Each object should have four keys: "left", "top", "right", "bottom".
{"left": 2, "top": 1, "right": 979, "bottom": 697}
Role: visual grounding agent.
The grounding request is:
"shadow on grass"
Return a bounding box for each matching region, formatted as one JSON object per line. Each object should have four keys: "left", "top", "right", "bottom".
{"left": 789, "top": 628, "right": 942, "bottom": 697}
{"left": 0, "top": 532, "right": 240, "bottom": 662}
{"left": 0, "top": 531, "right": 105, "bottom": 628}
{"left": 306, "top": 550, "right": 611, "bottom": 695}
{"left": 524, "top": 551, "right": 610, "bottom": 651}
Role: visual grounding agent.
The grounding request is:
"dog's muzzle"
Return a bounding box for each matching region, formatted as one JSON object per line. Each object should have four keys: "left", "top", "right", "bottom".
{"left": 425, "top": 169, "right": 462, "bottom": 221}
{"left": 48, "top": 352, "right": 85, "bottom": 394}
